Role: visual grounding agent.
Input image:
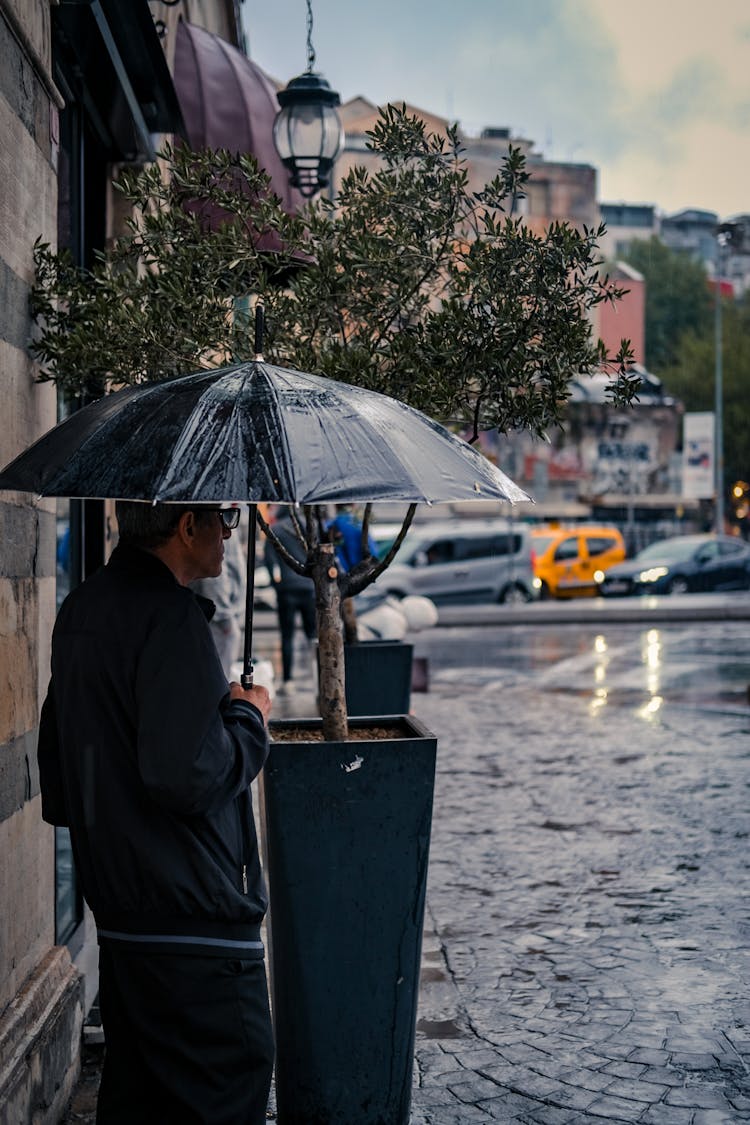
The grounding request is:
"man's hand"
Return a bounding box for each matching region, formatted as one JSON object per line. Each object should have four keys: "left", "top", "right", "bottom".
{"left": 229, "top": 682, "right": 272, "bottom": 724}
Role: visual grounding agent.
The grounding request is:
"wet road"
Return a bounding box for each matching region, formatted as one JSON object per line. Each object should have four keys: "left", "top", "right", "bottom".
{"left": 416, "top": 619, "right": 750, "bottom": 718}
{"left": 409, "top": 620, "right": 750, "bottom": 1122}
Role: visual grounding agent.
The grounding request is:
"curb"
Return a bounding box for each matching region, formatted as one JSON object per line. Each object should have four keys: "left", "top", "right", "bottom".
{"left": 435, "top": 592, "right": 750, "bottom": 628}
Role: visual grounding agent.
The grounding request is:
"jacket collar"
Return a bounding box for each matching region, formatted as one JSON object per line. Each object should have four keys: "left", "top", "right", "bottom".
{"left": 108, "top": 542, "right": 179, "bottom": 584}
{"left": 108, "top": 543, "right": 216, "bottom": 621}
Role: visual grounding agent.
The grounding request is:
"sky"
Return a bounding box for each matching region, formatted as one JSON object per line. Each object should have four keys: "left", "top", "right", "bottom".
{"left": 242, "top": 0, "right": 750, "bottom": 219}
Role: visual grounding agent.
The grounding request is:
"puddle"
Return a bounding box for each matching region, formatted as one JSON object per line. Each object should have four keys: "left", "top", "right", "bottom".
{"left": 416, "top": 1018, "right": 465, "bottom": 1039}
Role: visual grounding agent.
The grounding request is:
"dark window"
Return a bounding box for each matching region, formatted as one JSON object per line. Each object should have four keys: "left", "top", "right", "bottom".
{"left": 423, "top": 540, "right": 455, "bottom": 565}
{"left": 457, "top": 534, "right": 522, "bottom": 561}
{"left": 55, "top": 828, "right": 83, "bottom": 947}
{"left": 51, "top": 19, "right": 112, "bottom": 954}
{"left": 532, "top": 535, "right": 557, "bottom": 556}
{"left": 458, "top": 536, "right": 495, "bottom": 561}
{"left": 491, "top": 534, "right": 522, "bottom": 557}
{"left": 587, "top": 536, "right": 618, "bottom": 557}
{"left": 719, "top": 540, "right": 744, "bottom": 557}
{"left": 554, "top": 537, "right": 579, "bottom": 562}
{"left": 696, "top": 541, "right": 718, "bottom": 561}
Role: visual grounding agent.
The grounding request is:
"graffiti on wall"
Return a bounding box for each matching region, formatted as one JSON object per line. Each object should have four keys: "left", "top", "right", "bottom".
{"left": 590, "top": 438, "right": 654, "bottom": 494}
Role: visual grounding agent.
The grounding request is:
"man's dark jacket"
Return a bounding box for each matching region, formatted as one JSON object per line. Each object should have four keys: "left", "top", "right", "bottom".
{"left": 38, "top": 543, "right": 269, "bottom": 957}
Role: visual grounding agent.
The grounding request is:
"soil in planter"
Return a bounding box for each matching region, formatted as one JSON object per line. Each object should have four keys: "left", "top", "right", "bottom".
{"left": 270, "top": 721, "right": 415, "bottom": 742}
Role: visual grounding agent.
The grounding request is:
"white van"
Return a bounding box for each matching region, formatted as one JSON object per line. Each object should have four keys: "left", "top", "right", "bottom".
{"left": 370, "top": 519, "right": 539, "bottom": 605}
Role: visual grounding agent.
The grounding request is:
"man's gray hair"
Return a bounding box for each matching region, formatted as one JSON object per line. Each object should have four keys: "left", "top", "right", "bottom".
{"left": 115, "top": 501, "right": 201, "bottom": 550}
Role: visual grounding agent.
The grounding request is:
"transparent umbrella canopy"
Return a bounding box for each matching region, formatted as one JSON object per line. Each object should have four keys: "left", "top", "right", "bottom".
{"left": 0, "top": 360, "right": 531, "bottom": 680}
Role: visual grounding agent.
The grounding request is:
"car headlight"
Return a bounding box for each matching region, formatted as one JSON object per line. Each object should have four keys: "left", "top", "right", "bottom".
{"left": 593, "top": 569, "right": 605, "bottom": 583}
{"left": 638, "top": 566, "right": 668, "bottom": 583}
{"left": 532, "top": 576, "right": 542, "bottom": 589}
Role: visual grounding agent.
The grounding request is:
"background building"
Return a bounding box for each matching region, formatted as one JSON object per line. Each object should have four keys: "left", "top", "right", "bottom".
{"left": 337, "top": 99, "right": 600, "bottom": 232}
{"left": 598, "top": 202, "right": 659, "bottom": 259}
{"left": 602, "top": 202, "right": 750, "bottom": 298}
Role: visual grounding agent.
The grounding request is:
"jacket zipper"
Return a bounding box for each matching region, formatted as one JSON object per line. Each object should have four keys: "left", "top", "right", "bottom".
{"left": 238, "top": 792, "right": 252, "bottom": 896}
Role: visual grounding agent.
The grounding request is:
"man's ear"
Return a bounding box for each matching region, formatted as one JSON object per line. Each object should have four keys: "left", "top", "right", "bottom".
{"left": 176, "top": 510, "right": 195, "bottom": 545}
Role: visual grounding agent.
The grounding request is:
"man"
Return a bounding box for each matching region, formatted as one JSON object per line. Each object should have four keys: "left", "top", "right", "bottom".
{"left": 38, "top": 501, "right": 273, "bottom": 1125}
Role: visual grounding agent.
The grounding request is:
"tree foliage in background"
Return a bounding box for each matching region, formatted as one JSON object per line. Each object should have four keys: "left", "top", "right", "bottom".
{"left": 32, "top": 106, "right": 635, "bottom": 440}
{"left": 622, "top": 236, "right": 713, "bottom": 372}
{"left": 661, "top": 293, "right": 750, "bottom": 491}
{"left": 623, "top": 234, "right": 749, "bottom": 512}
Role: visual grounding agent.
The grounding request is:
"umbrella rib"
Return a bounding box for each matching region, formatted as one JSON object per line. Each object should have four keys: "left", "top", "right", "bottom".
{"left": 251, "top": 363, "right": 298, "bottom": 503}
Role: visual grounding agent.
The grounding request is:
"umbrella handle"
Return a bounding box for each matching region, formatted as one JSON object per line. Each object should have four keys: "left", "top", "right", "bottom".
{"left": 241, "top": 504, "right": 257, "bottom": 689}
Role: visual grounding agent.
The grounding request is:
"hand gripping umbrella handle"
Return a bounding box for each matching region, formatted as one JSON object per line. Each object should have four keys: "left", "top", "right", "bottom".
{"left": 241, "top": 504, "right": 257, "bottom": 689}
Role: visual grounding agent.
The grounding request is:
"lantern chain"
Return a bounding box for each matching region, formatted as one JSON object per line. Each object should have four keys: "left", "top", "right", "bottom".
{"left": 305, "top": 0, "right": 316, "bottom": 73}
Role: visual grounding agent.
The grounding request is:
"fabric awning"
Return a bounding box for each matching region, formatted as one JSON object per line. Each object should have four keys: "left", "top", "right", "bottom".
{"left": 174, "top": 20, "right": 301, "bottom": 215}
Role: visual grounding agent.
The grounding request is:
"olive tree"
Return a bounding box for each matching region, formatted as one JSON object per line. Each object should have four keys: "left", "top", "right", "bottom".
{"left": 31, "top": 106, "right": 634, "bottom": 739}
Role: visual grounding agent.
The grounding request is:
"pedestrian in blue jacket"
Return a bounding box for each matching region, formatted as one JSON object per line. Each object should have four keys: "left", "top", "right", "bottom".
{"left": 38, "top": 501, "right": 273, "bottom": 1125}
{"left": 327, "top": 504, "right": 377, "bottom": 573}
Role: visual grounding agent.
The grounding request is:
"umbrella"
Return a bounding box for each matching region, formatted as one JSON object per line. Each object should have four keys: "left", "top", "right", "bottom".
{"left": 0, "top": 360, "right": 530, "bottom": 681}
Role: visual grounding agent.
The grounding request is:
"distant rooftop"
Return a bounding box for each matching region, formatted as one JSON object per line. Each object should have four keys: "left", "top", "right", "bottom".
{"left": 570, "top": 365, "right": 674, "bottom": 406}
{"left": 662, "top": 208, "right": 718, "bottom": 225}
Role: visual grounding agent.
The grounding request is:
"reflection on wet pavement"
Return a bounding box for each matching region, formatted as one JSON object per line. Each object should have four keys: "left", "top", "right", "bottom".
{"left": 419, "top": 621, "right": 750, "bottom": 717}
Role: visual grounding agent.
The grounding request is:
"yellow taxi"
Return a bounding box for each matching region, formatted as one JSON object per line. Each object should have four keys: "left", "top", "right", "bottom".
{"left": 531, "top": 526, "right": 626, "bottom": 599}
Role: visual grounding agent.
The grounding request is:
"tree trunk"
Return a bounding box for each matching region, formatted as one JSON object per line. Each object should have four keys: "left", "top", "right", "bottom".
{"left": 313, "top": 542, "right": 348, "bottom": 741}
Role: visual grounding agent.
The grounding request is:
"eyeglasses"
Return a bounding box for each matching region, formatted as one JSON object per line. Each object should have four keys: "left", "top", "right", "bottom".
{"left": 218, "top": 508, "right": 241, "bottom": 530}
{"left": 198, "top": 507, "right": 241, "bottom": 530}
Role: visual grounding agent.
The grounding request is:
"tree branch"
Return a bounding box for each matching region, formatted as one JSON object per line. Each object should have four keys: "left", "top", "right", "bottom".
{"left": 256, "top": 508, "right": 311, "bottom": 577}
{"left": 341, "top": 504, "right": 417, "bottom": 598}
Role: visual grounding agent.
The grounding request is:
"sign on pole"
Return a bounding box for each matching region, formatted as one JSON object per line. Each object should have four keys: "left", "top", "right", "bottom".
{"left": 682, "top": 412, "right": 715, "bottom": 499}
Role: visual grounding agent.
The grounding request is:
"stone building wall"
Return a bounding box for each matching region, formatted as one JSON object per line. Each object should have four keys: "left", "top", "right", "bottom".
{"left": 0, "top": 2, "right": 83, "bottom": 1121}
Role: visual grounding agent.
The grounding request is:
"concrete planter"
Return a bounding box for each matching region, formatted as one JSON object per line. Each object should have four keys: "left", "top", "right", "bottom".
{"left": 344, "top": 639, "right": 414, "bottom": 717}
{"left": 263, "top": 715, "right": 437, "bottom": 1125}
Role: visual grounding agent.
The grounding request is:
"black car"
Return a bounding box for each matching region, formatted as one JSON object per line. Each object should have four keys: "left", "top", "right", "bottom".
{"left": 599, "top": 534, "right": 750, "bottom": 597}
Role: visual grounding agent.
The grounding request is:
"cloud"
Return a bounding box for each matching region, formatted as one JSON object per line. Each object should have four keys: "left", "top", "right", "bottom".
{"left": 243, "top": 0, "right": 749, "bottom": 214}
{"left": 656, "top": 58, "right": 723, "bottom": 127}
{"left": 448, "top": 0, "right": 632, "bottom": 165}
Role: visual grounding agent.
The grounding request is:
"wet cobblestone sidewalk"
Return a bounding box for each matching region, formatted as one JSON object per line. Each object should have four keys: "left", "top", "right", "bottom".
{"left": 410, "top": 635, "right": 750, "bottom": 1123}
{"left": 64, "top": 622, "right": 750, "bottom": 1123}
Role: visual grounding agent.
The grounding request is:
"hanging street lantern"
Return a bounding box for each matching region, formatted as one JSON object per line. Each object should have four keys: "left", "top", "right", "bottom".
{"left": 272, "top": 0, "right": 344, "bottom": 198}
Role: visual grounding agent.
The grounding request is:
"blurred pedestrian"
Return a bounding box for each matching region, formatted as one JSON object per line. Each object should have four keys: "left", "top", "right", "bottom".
{"left": 327, "top": 504, "right": 377, "bottom": 572}
{"left": 38, "top": 501, "right": 274, "bottom": 1124}
{"left": 326, "top": 504, "right": 378, "bottom": 643}
{"left": 264, "top": 507, "right": 316, "bottom": 694}
{"left": 192, "top": 509, "right": 246, "bottom": 679}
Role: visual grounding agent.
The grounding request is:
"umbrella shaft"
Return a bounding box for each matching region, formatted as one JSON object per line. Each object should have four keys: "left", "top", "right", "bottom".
{"left": 243, "top": 505, "right": 258, "bottom": 686}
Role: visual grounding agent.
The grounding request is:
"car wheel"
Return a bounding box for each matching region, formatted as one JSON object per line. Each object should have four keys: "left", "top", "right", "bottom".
{"left": 667, "top": 576, "right": 690, "bottom": 595}
{"left": 500, "top": 583, "right": 531, "bottom": 605}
